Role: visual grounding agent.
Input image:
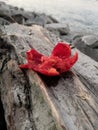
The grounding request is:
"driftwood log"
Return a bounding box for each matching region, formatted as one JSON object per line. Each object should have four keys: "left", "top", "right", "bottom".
{"left": 0, "top": 23, "right": 98, "bottom": 130}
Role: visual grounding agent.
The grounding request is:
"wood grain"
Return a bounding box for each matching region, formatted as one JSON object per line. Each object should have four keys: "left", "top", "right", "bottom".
{"left": 0, "top": 23, "right": 98, "bottom": 130}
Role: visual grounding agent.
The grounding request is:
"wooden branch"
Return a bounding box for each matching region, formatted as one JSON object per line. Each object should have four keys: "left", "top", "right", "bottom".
{"left": 0, "top": 23, "right": 98, "bottom": 130}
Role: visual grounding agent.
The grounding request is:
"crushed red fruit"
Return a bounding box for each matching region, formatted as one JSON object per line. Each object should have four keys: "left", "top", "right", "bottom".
{"left": 19, "top": 42, "right": 78, "bottom": 76}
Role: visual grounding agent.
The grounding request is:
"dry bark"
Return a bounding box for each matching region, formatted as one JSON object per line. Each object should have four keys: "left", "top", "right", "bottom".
{"left": 0, "top": 23, "right": 98, "bottom": 130}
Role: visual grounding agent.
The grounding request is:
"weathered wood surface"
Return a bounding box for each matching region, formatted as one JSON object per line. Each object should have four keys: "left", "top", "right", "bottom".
{"left": 0, "top": 23, "right": 98, "bottom": 130}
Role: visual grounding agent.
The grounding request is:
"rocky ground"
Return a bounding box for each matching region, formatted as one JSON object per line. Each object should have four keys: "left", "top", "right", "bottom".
{"left": 0, "top": 1, "right": 98, "bottom": 62}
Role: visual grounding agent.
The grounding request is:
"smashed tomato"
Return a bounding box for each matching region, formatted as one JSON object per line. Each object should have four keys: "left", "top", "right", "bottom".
{"left": 19, "top": 42, "right": 78, "bottom": 76}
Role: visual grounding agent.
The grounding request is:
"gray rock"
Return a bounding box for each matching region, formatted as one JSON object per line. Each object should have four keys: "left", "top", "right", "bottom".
{"left": 0, "top": 2, "right": 11, "bottom": 16}
{"left": 25, "top": 14, "right": 54, "bottom": 26}
{"left": 48, "top": 15, "right": 59, "bottom": 23}
{"left": 0, "top": 12, "right": 14, "bottom": 23}
{"left": 60, "top": 35, "right": 72, "bottom": 43}
{"left": 0, "top": 2, "right": 59, "bottom": 27}
{"left": 14, "top": 6, "right": 19, "bottom": 10}
{"left": 73, "top": 37, "right": 98, "bottom": 62}
{"left": 82, "top": 35, "right": 98, "bottom": 48}
{"left": 11, "top": 14, "right": 28, "bottom": 24}
{"left": 38, "top": 14, "right": 54, "bottom": 24}
{"left": 45, "top": 23, "right": 70, "bottom": 36}
{"left": 0, "top": 2, "right": 35, "bottom": 24}
{"left": 11, "top": 10, "right": 35, "bottom": 20}
{"left": 0, "top": 17, "right": 10, "bottom": 25}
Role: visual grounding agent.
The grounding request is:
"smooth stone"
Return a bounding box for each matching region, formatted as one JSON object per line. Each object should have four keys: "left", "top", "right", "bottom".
{"left": 73, "top": 37, "right": 98, "bottom": 61}
{"left": 82, "top": 35, "right": 98, "bottom": 48}
{"left": 45, "top": 23, "right": 70, "bottom": 35}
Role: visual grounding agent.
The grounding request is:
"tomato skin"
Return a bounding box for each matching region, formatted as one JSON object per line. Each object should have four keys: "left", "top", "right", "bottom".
{"left": 19, "top": 43, "right": 78, "bottom": 76}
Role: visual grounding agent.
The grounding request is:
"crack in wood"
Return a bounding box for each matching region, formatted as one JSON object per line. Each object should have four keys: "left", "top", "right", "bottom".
{"left": 0, "top": 58, "right": 8, "bottom": 73}
{"left": 77, "top": 99, "right": 96, "bottom": 130}
{"left": 74, "top": 70, "right": 98, "bottom": 98}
